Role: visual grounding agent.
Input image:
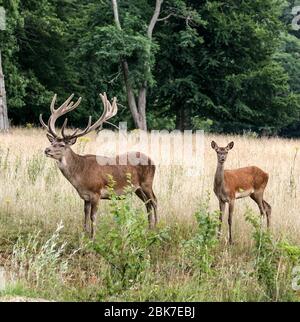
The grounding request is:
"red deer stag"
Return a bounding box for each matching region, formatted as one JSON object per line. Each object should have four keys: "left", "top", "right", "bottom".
{"left": 40, "top": 93, "right": 157, "bottom": 238}
{"left": 211, "top": 141, "right": 271, "bottom": 244}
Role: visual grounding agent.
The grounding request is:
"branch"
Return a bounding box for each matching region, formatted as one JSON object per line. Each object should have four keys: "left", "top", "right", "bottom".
{"left": 157, "top": 13, "right": 174, "bottom": 21}
{"left": 147, "top": 0, "right": 163, "bottom": 39}
{"left": 108, "top": 69, "right": 121, "bottom": 84}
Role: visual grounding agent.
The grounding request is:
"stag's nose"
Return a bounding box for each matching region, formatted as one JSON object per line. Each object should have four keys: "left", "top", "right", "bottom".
{"left": 45, "top": 148, "right": 51, "bottom": 155}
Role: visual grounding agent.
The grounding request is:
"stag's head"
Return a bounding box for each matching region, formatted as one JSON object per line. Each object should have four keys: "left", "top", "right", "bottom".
{"left": 211, "top": 141, "right": 234, "bottom": 164}
{"left": 40, "top": 93, "right": 118, "bottom": 161}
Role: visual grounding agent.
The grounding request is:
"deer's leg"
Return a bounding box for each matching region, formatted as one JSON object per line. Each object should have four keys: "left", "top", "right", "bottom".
{"left": 84, "top": 200, "right": 91, "bottom": 234}
{"left": 228, "top": 200, "right": 235, "bottom": 245}
{"left": 90, "top": 201, "right": 99, "bottom": 240}
{"left": 250, "top": 192, "right": 268, "bottom": 226}
{"left": 218, "top": 200, "right": 226, "bottom": 238}
{"left": 143, "top": 188, "right": 158, "bottom": 227}
{"left": 135, "top": 188, "right": 155, "bottom": 229}
{"left": 263, "top": 200, "right": 272, "bottom": 228}
{"left": 151, "top": 189, "right": 158, "bottom": 226}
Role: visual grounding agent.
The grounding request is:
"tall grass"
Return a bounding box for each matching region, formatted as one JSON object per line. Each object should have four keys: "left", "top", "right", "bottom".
{"left": 0, "top": 128, "right": 300, "bottom": 301}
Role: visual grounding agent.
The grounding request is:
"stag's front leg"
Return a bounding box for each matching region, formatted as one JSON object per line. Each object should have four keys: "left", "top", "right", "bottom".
{"left": 84, "top": 201, "right": 91, "bottom": 234}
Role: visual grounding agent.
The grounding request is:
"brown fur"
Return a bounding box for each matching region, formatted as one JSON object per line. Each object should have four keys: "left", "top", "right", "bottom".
{"left": 46, "top": 144, "right": 157, "bottom": 239}
{"left": 224, "top": 166, "right": 269, "bottom": 199}
{"left": 40, "top": 93, "right": 157, "bottom": 239}
{"left": 211, "top": 141, "right": 271, "bottom": 244}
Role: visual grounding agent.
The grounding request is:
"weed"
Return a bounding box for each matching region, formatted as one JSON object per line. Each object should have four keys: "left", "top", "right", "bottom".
{"left": 93, "top": 178, "right": 169, "bottom": 296}
{"left": 27, "top": 153, "right": 46, "bottom": 183}
{"left": 181, "top": 195, "right": 219, "bottom": 277}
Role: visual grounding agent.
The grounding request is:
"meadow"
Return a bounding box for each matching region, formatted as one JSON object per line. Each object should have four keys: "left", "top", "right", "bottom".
{"left": 0, "top": 128, "right": 300, "bottom": 302}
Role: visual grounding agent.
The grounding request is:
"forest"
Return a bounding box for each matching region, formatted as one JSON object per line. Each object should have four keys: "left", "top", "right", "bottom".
{"left": 1, "top": 0, "right": 300, "bottom": 136}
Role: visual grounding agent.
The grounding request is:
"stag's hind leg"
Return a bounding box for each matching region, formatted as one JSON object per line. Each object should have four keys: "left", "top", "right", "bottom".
{"left": 135, "top": 188, "right": 156, "bottom": 228}
{"left": 84, "top": 201, "right": 91, "bottom": 234}
{"left": 143, "top": 188, "right": 158, "bottom": 226}
{"left": 90, "top": 200, "right": 99, "bottom": 240}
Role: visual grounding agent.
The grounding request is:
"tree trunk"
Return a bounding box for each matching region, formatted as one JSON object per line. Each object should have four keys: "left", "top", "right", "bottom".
{"left": 111, "top": 0, "right": 163, "bottom": 131}
{"left": 175, "top": 105, "right": 191, "bottom": 131}
{"left": 175, "top": 107, "right": 184, "bottom": 131}
{"left": 0, "top": 50, "right": 9, "bottom": 131}
{"left": 112, "top": 0, "right": 148, "bottom": 130}
{"left": 121, "top": 60, "right": 144, "bottom": 129}
{"left": 138, "top": 85, "right": 147, "bottom": 130}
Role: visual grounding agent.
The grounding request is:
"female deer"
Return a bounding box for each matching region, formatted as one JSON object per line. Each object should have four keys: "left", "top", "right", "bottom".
{"left": 211, "top": 141, "right": 271, "bottom": 244}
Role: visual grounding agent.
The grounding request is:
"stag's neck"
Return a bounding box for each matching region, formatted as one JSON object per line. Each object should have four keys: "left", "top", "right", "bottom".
{"left": 214, "top": 162, "right": 226, "bottom": 196}
{"left": 57, "top": 148, "right": 83, "bottom": 185}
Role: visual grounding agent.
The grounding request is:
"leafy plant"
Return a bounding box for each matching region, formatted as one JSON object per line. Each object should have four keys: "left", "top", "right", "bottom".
{"left": 245, "top": 210, "right": 298, "bottom": 301}
{"left": 181, "top": 196, "right": 219, "bottom": 277}
{"left": 11, "top": 222, "right": 79, "bottom": 288}
{"left": 93, "top": 176, "right": 169, "bottom": 294}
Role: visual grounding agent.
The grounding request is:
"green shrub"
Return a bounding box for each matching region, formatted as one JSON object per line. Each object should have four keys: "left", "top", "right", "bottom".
{"left": 245, "top": 210, "right": 298, "bottom": 301}
{"left": 181, "top": 196, "right": 219, "bottom": 277}
{"left": 93, "top": 177, "right": 169, "bottom": 295}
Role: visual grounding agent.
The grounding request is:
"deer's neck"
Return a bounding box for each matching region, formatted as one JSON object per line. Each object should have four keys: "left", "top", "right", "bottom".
{"left": 57, "top": 148, "right": 83, "bottom": 186}
{"left": 214, "top": 162, "right": 226, "bottom": 196}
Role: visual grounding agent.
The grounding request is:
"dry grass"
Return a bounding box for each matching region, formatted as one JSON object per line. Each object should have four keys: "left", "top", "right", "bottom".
{"left": 0, "top": 128, "right": 300, "bottom": 301}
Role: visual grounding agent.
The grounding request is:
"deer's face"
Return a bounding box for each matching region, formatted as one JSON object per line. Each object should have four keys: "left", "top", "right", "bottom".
{"left": 211, "top": 141, "right": 234, "bottom": 164}
{"left": 44, "top": 134, "right": 76, "bottom": 161}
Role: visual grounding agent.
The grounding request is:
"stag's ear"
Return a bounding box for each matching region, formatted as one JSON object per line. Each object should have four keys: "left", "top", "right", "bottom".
{"left": 65, "top": 137, "right": 77, "bottom": 146}
{"left": 226, "top": 141, "right": 234, "bottom": 151}
{"left": 47, "top": 134, "right": 55, "bottom": 143}
{"left": 211, "top": 141, "right": 218, "bottom": 150}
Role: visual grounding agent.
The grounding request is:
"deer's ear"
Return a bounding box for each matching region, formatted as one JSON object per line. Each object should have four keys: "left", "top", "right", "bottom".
{"left": 46, "top": 134, "right": 55, "bottom": 143}
{"left": 211, "top": 141, "right": 218, "bottom": 150}
{"left": 65, "top": 137, "right": 77, "bottom": 146}
{"left": 226, "top": 141, "right": 234, "bottom": 151}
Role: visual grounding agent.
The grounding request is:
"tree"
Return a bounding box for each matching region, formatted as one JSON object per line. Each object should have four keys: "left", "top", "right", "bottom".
{"left": 110, "top": 0, "right": 164, "bottom": 130}
{"left": 154, "top": 0, "right": 300, "bottom": 133}
{"left": 0, "top": 3, "right": 8, "bottom": 130}
{"left": 0, "top": 49, "right": 9, "bottom": 130}
{"left": 1, "top": 0, "right": 300, "bottom": 136}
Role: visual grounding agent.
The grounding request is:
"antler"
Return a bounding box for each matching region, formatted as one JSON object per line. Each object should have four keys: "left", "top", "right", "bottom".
{"left": 61, "top": 92, "right": 118, "bottom": 140}
{"left": 40, "top": 94, "right": 82, "bottom": 138}
{"left": 40, "top": 93, "right": 118, "bottom": 140}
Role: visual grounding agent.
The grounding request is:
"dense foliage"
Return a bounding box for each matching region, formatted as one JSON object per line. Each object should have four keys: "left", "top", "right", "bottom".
{"left": 1, "top": 0, "right": 300, "bottom": 135}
